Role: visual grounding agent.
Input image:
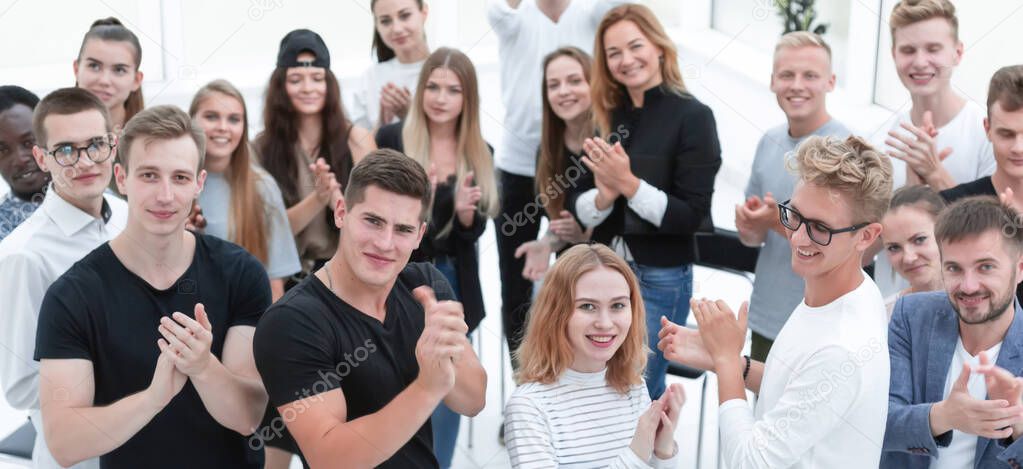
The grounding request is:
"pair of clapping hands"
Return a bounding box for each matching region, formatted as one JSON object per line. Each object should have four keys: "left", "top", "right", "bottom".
{"left": 886, "top": 110, "right": 955, "bottom": 188}
{"left": 657, "top": 300, "right": 1023, "bottom": 441}
{"left": 147, "top": 304, "right": 216, "bottom": 407}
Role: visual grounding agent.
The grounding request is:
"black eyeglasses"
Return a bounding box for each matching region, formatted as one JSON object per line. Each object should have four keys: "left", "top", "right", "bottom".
{"left": 778, "top": 199, "right": 870, "bottom": 246}
{"left": 42, "top": 135, "right": 116, "bottom": 167}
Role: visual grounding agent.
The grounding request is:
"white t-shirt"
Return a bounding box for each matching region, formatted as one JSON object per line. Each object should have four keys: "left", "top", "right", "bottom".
{"left": 718, "top": 272, "right": 891, "bottom": 468}
{"left": 487, "top": 0, "right": 628, "bottom": 177}
{"left": 932, "top": 338, "right": 1002, "bottom": 469}
{"left": 346, "top": 57, "right": 425, "bottom": 130}
{"left": 872, "top": 99, "right": 996, "bottom": 297}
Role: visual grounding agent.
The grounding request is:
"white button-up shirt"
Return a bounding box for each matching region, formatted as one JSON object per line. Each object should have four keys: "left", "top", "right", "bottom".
{"left": 0, "top": 187, "right": 127, "bottom": 469}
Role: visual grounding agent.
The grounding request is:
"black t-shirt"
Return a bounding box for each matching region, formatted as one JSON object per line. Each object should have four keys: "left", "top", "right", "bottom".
{"left": 939, "top": 175, "right": 995, "bottom": 202}
{"left": 253, "top": 262, "right": 455, "bottom": 469}
{"left": 35, "top": 234, "right": 271, "bottom": 469}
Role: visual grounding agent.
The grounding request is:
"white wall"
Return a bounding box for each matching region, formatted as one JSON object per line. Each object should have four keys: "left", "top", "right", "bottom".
{"left": 3, "top": 0, "right": 1022, "bottom": 228}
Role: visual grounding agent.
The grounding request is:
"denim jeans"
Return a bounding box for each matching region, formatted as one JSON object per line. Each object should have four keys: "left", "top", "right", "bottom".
{"left": 630, "top": 262, "right": 693, "bottom": 399}
{"left": 431, "top": 255, "right": 460, "bottom": 468}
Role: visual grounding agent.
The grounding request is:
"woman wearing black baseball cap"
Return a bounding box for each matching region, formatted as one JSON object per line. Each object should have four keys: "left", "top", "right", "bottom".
{"left": 253, "top": 28, "right": 376, "bottom": 469}
{"left": 256, "top": 29, "right": 375, "bottom": 277}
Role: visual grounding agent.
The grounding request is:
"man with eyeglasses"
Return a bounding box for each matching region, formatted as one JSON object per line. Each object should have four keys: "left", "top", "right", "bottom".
{"left": 660, "top": 135, "right": 894, "bottom": 468}
{"left": 0, "top": 87, "right": 127, "bottom": 469}
{"left": 0, "top": 86, "right": 46, "bottom": 241}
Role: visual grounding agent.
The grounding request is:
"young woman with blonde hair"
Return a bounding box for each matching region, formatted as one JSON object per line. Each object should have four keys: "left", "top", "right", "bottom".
{"left": 506, "top": 243, "right": 682, "bottom": 468}
{"left": 375, "top": 46, "right": 496, "bottom": 468}
{"left": 566, "top": 3, "right": 722, "bottom": 400}
{"left": 190, "top": 79, "right": 300, "bottom": 302}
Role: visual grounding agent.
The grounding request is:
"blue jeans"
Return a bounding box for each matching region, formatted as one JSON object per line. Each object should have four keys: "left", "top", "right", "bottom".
{"left": 630, "top": 262, "right": 693, "bottom": 400}
{"left": 432, "top": 255, "right": 460, "bottom": 468}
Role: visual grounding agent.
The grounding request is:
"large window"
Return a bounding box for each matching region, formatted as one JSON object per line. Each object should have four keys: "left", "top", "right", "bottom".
{"left": 2, "top": 0, "right": 164, "bottom": 89}
{"left": 711, "top": 0, "right": 853, "bottom": 88}
{"left": 873, "top": 0, "right": 1023, "bottom": 111}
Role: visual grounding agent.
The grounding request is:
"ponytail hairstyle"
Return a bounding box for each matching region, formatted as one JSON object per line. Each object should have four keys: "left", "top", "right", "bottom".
{"left": 189, "top": 80, "right": 269, "bottom": 264}
{"left": 77, "top": 17, "right": 144, "bottom": 122}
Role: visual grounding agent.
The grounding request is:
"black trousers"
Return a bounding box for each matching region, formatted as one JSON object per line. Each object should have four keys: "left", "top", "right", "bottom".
{"left": 494, "top": 169, "right": 542, "bottom": 368}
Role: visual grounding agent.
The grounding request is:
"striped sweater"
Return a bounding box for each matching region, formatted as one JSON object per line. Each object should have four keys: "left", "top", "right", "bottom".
{"left": 504, "top": 368, "right": 679, "bottom": 468}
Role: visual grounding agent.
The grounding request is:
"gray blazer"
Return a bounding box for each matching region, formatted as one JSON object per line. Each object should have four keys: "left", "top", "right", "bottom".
{"left": 882, "top": 291, "right": 1023, "bottom": 469}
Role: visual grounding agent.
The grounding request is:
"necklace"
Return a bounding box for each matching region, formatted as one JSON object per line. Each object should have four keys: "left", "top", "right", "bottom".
{"left": 324, "top": 261, "right": 334, "bottom": 291}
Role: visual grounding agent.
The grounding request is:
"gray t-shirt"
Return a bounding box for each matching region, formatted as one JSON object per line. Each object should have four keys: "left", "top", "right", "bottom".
{"left": 199, "top": 169, "right": 301, "bottom": 279}
{"left": 745, "top": 119, "right": 850, "bottom": 339}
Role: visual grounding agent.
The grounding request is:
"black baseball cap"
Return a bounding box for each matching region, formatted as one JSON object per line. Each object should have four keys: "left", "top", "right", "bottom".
{"left": 276, "top": 29, "right": 330, "bottom": 69}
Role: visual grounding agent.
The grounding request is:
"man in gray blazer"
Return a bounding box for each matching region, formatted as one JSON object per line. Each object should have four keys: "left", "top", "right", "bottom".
{"left": 884, "top": 196, "right": 1023, "bottom": 468}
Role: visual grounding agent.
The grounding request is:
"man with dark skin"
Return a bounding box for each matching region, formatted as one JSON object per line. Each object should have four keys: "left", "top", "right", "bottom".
{"left": 0, "top": 86, "right": 48, "bottom": 240}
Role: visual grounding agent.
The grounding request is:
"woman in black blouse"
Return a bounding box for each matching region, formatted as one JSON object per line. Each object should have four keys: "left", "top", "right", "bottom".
{"left": 374, "top": 47, "right": 496, "bottom": 469}
{"left": 567, "top": 3, "right": 722, "bottom": 400}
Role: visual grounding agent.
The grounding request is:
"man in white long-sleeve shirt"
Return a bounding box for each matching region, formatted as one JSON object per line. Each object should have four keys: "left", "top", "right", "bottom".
{"left": 0, "top": 88, "right": 127, "bottom": 469}
{"left": 660, "top": 135, "right": 894, "bottom": 468}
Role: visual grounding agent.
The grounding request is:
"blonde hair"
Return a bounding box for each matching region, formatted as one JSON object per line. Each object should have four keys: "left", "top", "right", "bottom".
{"left": 514, "top": 244, "right": 647, "bottom": 394}
{"left": 591, "top": 4, "right": 686, "bottom": 137}
{"left": 787, "top": 135, "right": 893, "bottom": 223}
{"left": 189, "top": 80, "right": 269, "bottom": 264}
{"left": 889, "top": 0, "right": 959, "bottom": 42}
{"left": 402, "top": 48, "right": 498, "bottom": 234}
{"left": 774, "top": 31, "right": 832, "bottom": 66}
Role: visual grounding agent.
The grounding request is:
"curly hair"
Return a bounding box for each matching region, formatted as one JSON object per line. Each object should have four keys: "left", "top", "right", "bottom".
{"left": 787, "top": 135, "right": 893, "bottom": 223}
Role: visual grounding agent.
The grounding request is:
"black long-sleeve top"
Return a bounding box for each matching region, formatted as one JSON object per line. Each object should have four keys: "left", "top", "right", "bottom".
{"left": 566, "top": 85, "right": 722, "bottom": 266}
{"left": 376, "top": 122, "right": 488, "bottom": 331}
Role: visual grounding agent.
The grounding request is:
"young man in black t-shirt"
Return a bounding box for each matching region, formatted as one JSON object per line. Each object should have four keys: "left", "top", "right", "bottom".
{"left": 253, "top": 149, "right": 487, "bottom": 468}
{"left": 940, "top": 65, "right": 1023, "bottom": 205}
{"left": 940, "top": 65, "right": 1023, "bottom": 303}
{"left": 35, "top": 106, "right": 271, "bottom": 469}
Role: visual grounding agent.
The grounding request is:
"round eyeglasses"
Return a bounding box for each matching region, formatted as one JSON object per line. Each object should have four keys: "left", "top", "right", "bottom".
{"left": 42, "top": 134, "right": 116, "bottom": 167}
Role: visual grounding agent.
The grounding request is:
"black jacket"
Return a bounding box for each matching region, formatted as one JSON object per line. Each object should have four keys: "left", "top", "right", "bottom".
{"left": 566, "top": 85, "right": 722, "bottom": 266}
{"left": 376, "top": 122, "right": 489, "bottom": 331}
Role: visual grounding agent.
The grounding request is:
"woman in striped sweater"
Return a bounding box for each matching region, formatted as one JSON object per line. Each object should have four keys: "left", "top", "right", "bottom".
{"left": 505, "top": 243, "right": 683, "bottom": 468}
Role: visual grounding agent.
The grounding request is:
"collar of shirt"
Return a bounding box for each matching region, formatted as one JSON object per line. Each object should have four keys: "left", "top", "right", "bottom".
{"left": 40, "top": 186, "right": 114, "bottom": 237}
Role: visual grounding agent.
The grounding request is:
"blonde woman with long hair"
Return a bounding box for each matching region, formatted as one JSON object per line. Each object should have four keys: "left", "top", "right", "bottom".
{"left": 375, "top": 46, "right": 496, "bottom": 468}
{"left": 506, "top": 244, "right": 683, "bottom": 468}
{"left": 190, "top": 80, "right": 300, "bottom": 302}
{"left": 566, "top": 4, "right": 722, "bottom": 400}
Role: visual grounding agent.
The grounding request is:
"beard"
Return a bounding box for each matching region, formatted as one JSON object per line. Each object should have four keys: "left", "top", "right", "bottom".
{"left": 950, "top": 271, "right": 1017, "bottom": 325}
